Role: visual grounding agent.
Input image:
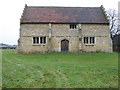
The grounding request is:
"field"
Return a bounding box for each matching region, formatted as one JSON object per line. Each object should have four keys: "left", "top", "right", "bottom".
{"left": 2, "top": 49, "right": 119, "bottom": 88}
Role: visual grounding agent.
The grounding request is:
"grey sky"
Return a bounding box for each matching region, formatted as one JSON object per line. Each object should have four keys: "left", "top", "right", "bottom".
{"left": 0, "top": 0, "right": 119, "bottom": 45}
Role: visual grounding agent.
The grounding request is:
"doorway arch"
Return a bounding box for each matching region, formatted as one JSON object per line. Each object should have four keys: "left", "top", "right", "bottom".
{"left": 61, "top": 39, "right": 69, "bottom": 52}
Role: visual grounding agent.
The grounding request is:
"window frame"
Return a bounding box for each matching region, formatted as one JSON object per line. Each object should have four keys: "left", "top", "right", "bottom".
{"left": 83, "top": 37, "right": 95, "bottom": 45}
{"left": 32, "top": 36, "right": 47, "bottom": 45}
{"left": 33, "top": 37, "right": 39, "bottom": 44}
{"left": 69, "top": 24, "right": 77, "bottom": 30}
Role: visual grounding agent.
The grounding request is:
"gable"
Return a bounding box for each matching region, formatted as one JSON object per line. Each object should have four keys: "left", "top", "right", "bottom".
{"left": 21, "top": 5, "right": 109, "bottom": 24}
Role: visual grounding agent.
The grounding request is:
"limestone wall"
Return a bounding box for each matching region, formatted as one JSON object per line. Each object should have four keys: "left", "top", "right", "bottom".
{"left": 18, "top": 36, "right": 49, "bottom": 53}
{"left": 50, "top": 36, "right": 80, "bottom": 52}
{"left": 52, "top": 24, "right": 80, "bottom": 36}
{"left": 20, "top": 24, "right": 49, "bottom": 37}
{"left": 18, "top": 24, "right": 49, "bottom": 53}
{"left": 81, "top": 24, "right": 112, "bottom": 52}
{"left": 18, "top": 23, "right": 112, "bottom": 53}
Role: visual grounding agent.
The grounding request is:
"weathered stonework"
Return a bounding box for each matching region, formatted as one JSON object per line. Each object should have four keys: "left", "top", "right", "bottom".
{"left": 18, "top": 23, "right": 112, "bottom": 53}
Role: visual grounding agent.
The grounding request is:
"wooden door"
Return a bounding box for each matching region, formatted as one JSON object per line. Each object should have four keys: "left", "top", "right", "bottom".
{"left": 61, "top": 39, "right": 69, "bottom": 52}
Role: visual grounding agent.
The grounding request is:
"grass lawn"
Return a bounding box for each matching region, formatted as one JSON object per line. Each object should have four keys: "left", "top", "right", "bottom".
{"left": 2, "top": 49, "right": 119, "bottom": 88}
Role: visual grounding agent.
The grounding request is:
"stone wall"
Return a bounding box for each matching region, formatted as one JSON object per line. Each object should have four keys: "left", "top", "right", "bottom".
{"left": 18, "top": 24, "right": 49, "bottom": 53}
{"left": 18, "top": 23, "right": 112, "bottom": 53}
{"left": 81, "top": 24, "right": 112, "bottom": 52}
{"left": 50, "top": 36, "right": 80, "bottom": 52}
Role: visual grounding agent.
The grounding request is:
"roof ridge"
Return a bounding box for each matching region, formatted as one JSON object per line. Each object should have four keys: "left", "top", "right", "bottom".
{"left": 27, "top": 6, "right": 101, "bottom": 8}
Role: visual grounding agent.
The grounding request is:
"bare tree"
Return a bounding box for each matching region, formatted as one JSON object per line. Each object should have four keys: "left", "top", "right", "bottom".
{"left": 106, "top": 9, "right": 118, "bottom": 38}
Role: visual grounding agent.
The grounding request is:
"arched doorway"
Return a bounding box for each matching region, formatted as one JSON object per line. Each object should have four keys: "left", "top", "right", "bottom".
{"left": 61, "top": 39, "right": 69, "bottom": 52}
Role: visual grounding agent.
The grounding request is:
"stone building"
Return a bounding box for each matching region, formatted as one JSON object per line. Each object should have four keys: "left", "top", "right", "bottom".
{"left": 18, "top": 5, "right": 113, "bottom": 53}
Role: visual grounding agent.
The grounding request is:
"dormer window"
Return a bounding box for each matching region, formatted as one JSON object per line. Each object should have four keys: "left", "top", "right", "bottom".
{"left": 70, "top": 24, "right": 77, "bottom": 29}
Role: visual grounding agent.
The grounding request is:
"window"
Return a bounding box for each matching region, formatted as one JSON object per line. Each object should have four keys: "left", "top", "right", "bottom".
{"left": 33, "top": 37, "right": 39, "bottom": 44}
{"left": 33, "top": 37, "right": 46, "bottom": 44}
{"left": 84, "top": 37, "right": 88, "bottom": 44}
{"left": 40, "top": 37, "right": 46, "bottom": 44}
{"left": 70, "top": 24, "right": 77, "bottom": 29}
{"left": 83, "top": 37, "right": 95, "bottom": 44}
{"left": 90, "top": 37, "right": 95, "bottom": 44}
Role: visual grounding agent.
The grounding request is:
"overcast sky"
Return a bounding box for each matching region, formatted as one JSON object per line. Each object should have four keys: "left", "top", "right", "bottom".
{"left": 0, "top": 0, "right": 119, "bottom": 45}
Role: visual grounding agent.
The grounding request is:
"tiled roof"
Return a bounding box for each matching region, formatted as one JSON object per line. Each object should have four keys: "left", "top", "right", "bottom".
{"left": 21, "top": 5, "right": 109, "bottom": 24}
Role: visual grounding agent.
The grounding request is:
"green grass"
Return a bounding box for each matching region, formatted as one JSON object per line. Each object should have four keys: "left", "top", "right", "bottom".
{"left": 2, "top": 49, "right": 119, "bottom": 88}
{"left": 0, "top": 49, "right": 2, "bottom": 89}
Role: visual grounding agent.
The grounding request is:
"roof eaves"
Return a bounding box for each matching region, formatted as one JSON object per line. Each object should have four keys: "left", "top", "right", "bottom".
{"left": 20, "top": 22, "right": 109, "bottom": 25}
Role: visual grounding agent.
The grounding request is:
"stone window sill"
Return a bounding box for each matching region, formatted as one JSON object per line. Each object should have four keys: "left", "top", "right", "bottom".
{"left": 84, "top": 44, "right": 95, "bottom": 46}
{"left": 70, "top": 29, "right": 78, "bottom": 30}
{"left": 32, "top": 44, "right": 46, "bottom": 46}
